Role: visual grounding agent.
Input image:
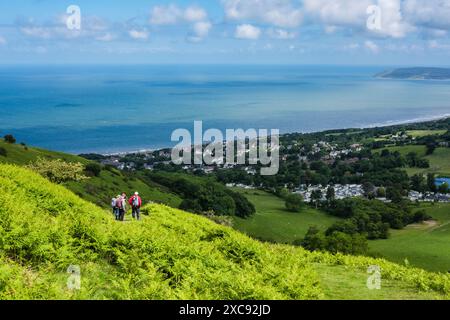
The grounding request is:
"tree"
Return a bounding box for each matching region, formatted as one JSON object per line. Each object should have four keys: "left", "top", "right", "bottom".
{"left": 427, "top": 173, "right": 437, "bottom": 193}
{"left": 406, "top": 152, "right": 418, "bottom": 167}
{"left": 179, "top": 199, "right": 202, "bottom": 213}
{"left": 410, "top": 174, "right": 426, "bottom": 193}
{"left": 386, "top": 186, "right": 403, "bottom": 203}
{"left": 300, "top": 226, "right": 325, "bottom": 251}
{"left": 326, "top": 186, "right": 335, "bottom": 202}
{"left": 3, "top": 134, "right": 16, "bottom": 144}
{"left": 381, "top": 149, "right": 390, "bottom": 157}
{"left": 426, "top": 143, "right": 436, "bottom": 156}
{"left": 276, "top": 187, "right": 290, "bottom": 199}
{"left": 325, "top": 231, "right": 368, "bottom": 255}
{"left": 438, "top": 183, "right": 449, "bottom": 194}
{"left": 85, "top": 162, "right": 102, "bottom": 177}
{"left": 362, "top": 182, "right": 375, "bottom": 198}
{"left": 26, "top": 157, "right": 88, "bottom": 184}
{"left": 226, "top": 190, "right": 255, "bottom": 218}
{"left": 376, "top": 187, "right": 386, "bottom": 198}
{"left": 285, "top": 194, "right": 305, "bottom": 212}
{"left": 310, "top": 189, "right": 323, "bottom": 209}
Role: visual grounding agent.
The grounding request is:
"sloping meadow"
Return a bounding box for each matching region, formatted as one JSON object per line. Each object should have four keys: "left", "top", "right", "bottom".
{"left": 0, "top": 164, "right": 448, "bottom": 300}
{"left": 0, "top": 164, "right": 321, "bottom": 299}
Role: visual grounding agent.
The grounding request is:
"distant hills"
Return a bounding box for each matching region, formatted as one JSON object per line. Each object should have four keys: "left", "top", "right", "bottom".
{"left": 376, "top": 67, "right": 450, "bottom": 80}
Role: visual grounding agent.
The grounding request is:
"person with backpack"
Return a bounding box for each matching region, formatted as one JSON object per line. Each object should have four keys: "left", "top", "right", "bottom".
{"left": 129, "top": 192, "right": 142, "bottom": 221}
{"left": 111, "top": 196, "right": 119, "bottom": 220}
{"left": 118, "top": 193, "right": 127, "bottom": 221}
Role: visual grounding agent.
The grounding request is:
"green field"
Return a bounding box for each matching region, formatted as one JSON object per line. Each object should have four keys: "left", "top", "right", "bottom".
{"left": 373, "top": 145, "right": 450, "bottom": 177}
{"left": 369, "top": 203, "right": 450, "bottom": 273}
{"left": 406, "top": 130, "right": 447, "bottom": 138}
{"left": 233, "top": 187, "right": 450, "bottom": 273}
{"left": 231, "top": 189, "right": 339, "bottom": 244}
{"left": 374, "top": 145, "right": 427, "bottom": 157}
{"left": 405, "top": 148, "right": 450, "bottom": 177}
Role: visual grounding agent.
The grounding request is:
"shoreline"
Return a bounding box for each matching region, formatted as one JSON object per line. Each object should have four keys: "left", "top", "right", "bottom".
{"left": 98, "top": 114, "right": 450, "bottom": 157}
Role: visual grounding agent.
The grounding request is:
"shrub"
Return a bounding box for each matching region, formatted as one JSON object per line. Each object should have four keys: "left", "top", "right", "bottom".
{"left": 179, "top": 199, "right": 202, "bottom": 213}
{"left": 26, "top": 157, "right": 88, "bottom": 184}
{"left": 3, "top": 134, "right": 16, "bottom": 144}
{"left": 85, "top": 162, "right": 102, "bottom": 177}
{"left": 0, "top": 147, "right": 7, "bottom": 157}
{"left": 285, "top": 194, "right": 305, "bottom": 212}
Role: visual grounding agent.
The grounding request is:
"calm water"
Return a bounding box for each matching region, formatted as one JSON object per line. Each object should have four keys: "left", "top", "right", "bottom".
{"left": 0, "top": 65, "right": 449, "bottom": 154}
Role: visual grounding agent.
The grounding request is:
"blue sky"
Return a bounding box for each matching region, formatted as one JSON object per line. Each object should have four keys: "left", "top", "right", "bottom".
{"left": 0, "top": 0, "right": 449, "bottom": 65}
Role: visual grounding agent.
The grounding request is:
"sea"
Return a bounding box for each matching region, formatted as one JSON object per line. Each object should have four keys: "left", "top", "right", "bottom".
{"left": 0, "top": 64, "right": 449, "bottom": 154}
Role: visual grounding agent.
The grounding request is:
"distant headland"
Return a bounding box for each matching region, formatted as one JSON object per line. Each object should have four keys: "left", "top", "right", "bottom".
{"left": 376, "top": 67, "right": 450, "bottom": 80}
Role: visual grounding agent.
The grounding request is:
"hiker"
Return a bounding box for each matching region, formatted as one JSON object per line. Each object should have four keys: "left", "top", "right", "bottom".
{"left": 112, "top": 195, "right": 122, "bottom": 220}
{"left": 129, "top": 192, "right": 142, "bottom": 221}
{"left": 111, "top": 196, "right": 118, "bottom": 219}
{"left": 118, "top": 193, "right": 127, "bottom": 221}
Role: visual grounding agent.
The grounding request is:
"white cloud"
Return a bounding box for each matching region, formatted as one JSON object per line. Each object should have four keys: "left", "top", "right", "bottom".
{"left": 187, "top": 21, "right": 212, "bottom": 43}
{"left": 96, "top": 33, "right": 115, "bottom": 42}
{"left": 303, "top": 0, "right": 413, "bottom": 38}
{"left": 193, "top": 21, "right": 212, "bottom": 38}
{"left": 149, "top": 4, "right": 209, "bottom": 25}
{"left": 149, "top": 4, "right": 182, "bottom": 25}
{"left": 404, "top": 0, "right": 450, "bottom": 31}
{"left": 303, "top": 0, "right": 371, "bottom": 27}
{"left": 223, "top": 0, "right": 303, "bottom": 28}
{"left": 20, "top": 26, "right": 53, "bottom": 39}
{"left": 129, "top": 29, "right": 149, "bottom": 40}
{"left": 184, "top": 6, "right": 208, "bottom": 22}
{"left": 235, "top": 24, "right": 261, "bottom": 39}
{"left": 364, "top": 40, "right": 380, "bottom": 53}
{"left": 267, "top": 28, "right": 296, "bottom": 39}
{"left": 374, "top": 0, "right": 414, "bottom": 38}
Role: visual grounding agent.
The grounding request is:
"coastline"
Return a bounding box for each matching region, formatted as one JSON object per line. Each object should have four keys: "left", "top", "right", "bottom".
{"left": 98, "top": 114, "right": 450, "bottom": 157}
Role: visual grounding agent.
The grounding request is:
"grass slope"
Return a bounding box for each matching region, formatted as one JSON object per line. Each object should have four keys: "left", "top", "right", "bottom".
{"left": 0, "top": 140, "right": 88, "bottom": 166}
{"left": 406, "top": 148, "right": 450, "bottom": 177}
{"left": 369, "top": 203, "right": 450, "bottom": 273}
{"left": 374, "top": 145, "right": 450, "bottom": 176}
{"left": 0, "top": 164, "right": 449, "bottom": 300}
{"left": 232, "top": 189, "right": 339, "bottom": 244}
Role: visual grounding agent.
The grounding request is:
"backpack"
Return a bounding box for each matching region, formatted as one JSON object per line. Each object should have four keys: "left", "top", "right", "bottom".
{"left": 116, "top": 198, "right": 123, "bottom": 209}
{"left": 133, "top": 196, "right": 140, "bottom": 208}
{"left": 111, "top": 198, "right": 116, "bottom": 208}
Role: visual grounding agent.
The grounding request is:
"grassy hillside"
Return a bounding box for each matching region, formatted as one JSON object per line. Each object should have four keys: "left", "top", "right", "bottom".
{"left": 232, "top": 189, "right": 339, "bottom": 244}
{"left": 406, "top": 130, "right": 447, "bottom": 138}
{"left": 373, "top": 145, "right": 450, "bottom": 176}
{"left": 0, "top": 140, "right": 87, "bottom": 166}
{"left": 0, "top": 140, "right": 182, "bottom": 208}
{"left": 405, "top": 148, "right": 450, "bottom": 177}
{"left": 1, "top": 164, "right": 448, "bottom": 300}
{"left": 369, "top": 203, "right": 450, "bottom": 273}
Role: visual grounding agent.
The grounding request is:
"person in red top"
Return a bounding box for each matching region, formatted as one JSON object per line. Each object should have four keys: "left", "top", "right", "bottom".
{"left": 129, "top": 192, "right": 142, "bottom": 221}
